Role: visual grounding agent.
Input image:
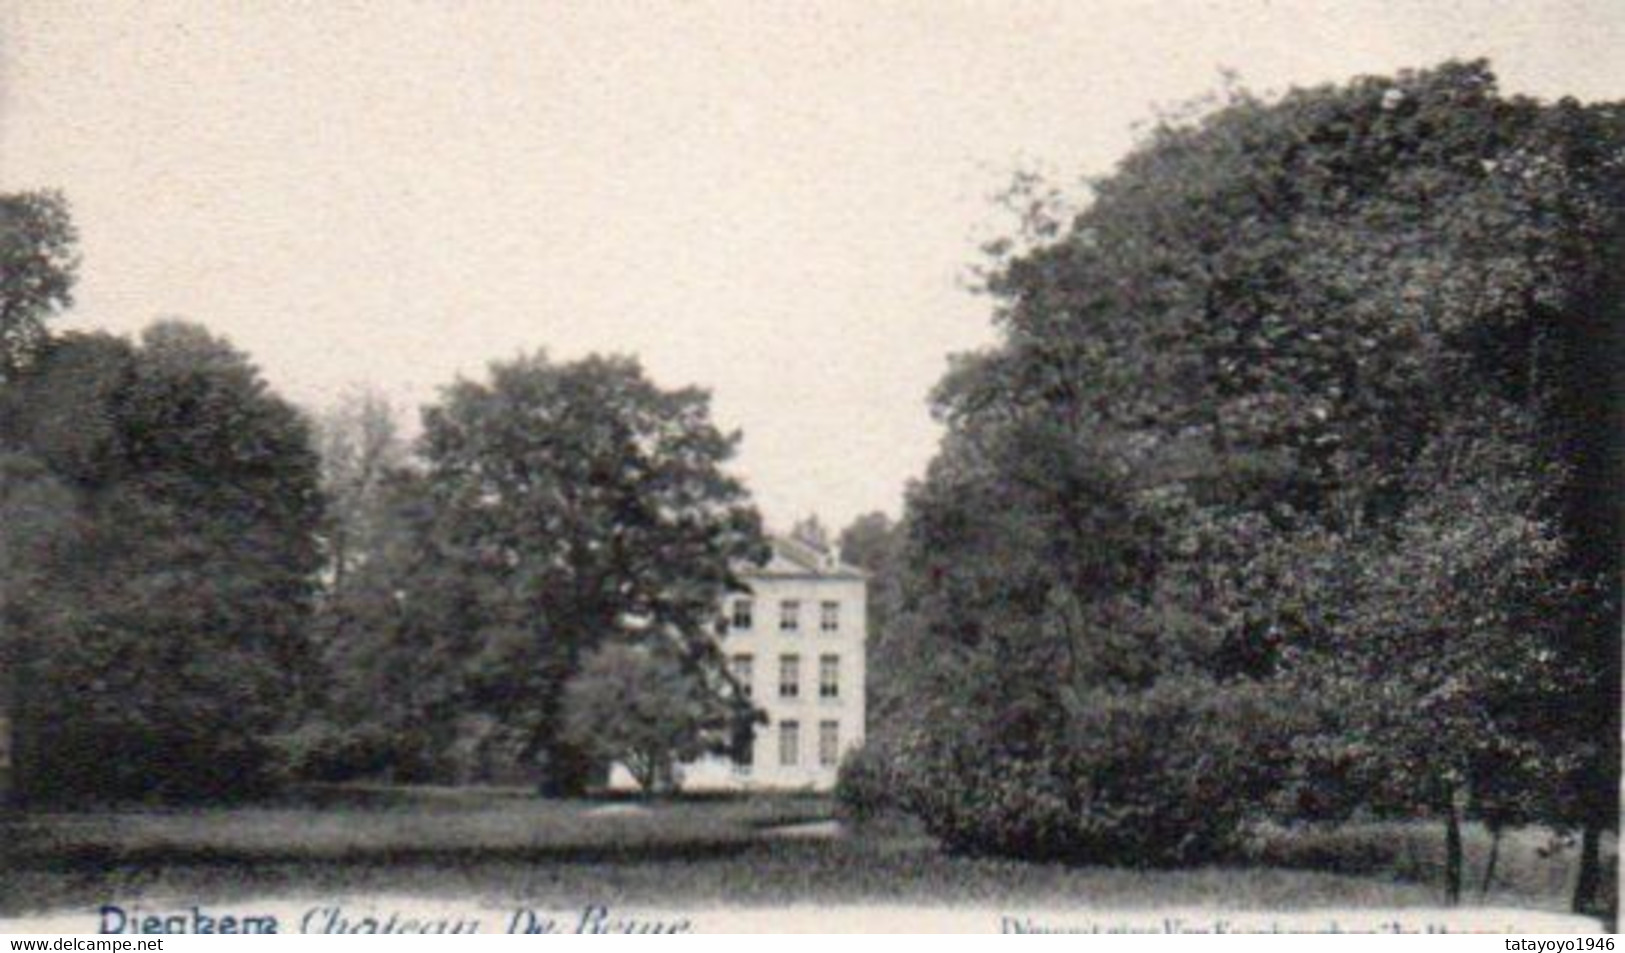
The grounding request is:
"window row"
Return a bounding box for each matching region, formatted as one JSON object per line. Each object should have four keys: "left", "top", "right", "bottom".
{"left": 736, "top": 719, "right": 842, "bottom": 769}
{"left": 730, "top": 653, "right": 841, "bottom": 700}
{"left": 726, "top": 599, "right": 842, "bottom": 633}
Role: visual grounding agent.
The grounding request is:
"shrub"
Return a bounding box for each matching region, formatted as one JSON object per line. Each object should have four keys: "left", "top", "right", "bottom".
{"left": 561, "top": 642, "right": 732, "bottom": 796}
{"left": 899, "top": 678, "right": 1302, "bottom": 866}
{"left": 834, "top": 741, "right": 905, "bottom": 822}
{"left": 273, "top": 722, "right": 404, "bottom": 785}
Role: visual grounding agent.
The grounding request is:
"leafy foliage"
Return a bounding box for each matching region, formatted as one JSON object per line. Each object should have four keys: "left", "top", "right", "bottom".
{"left": 314, "top": 387, "right": 409, "bottom": 595}
{"left": 0, "top": 325, "right": 324, "bottom": 803}
{"left": 836, "top": 511, "right": 903, "bottom": 711}
{"left": 308, "top": 352, "right": 767, "bottom": 792}
{"left": 833, "top": 740, "right": 903, "bottom": 823}
{"left": 561, "top": 643, "right": 734, "bottom": 795}
{"left": 0, "top": 191, "right": 78, "bottom": 380}
{"left": 868, "top": 62, "right": 1622, "bottom": 898}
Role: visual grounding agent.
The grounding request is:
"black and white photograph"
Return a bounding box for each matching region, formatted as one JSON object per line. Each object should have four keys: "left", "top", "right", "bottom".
{"left": 0, "top": 0, "right": 1620, "bottom": 935}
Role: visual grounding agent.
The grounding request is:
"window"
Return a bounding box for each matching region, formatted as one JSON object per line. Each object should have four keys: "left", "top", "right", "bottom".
{"left": 819, "top": 654, "right": 840, "bottom": 699}
{"left": 731, "top": 599, "right": 754, "bottom": 631}
{"left": 779, "top": 599, "right": 800, "bottom": 632}
{"left": 820, "top": 600, "right": 840, "bottom": 632}
{"left": 779, "top": 720, "right": 800, "bottom": 766}
{"left": 731, "top": 654, "right": 753, "bottom": 700}
{"left": 735, "top": 727, "right": 754, "bottom": 772}
{"left": 819, "top": 720, "right": 840, "bottom": 767}
{"left": 779, "top": 654, "right": 800, "bottom": 699}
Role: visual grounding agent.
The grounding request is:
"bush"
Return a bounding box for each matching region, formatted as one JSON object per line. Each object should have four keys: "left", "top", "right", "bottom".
{"left": 834, "top": 741, "right": 905, "bottom": 822}
{"left": 273, "top": 722, "right": 405, "bottom": 785}
{"left": 561, "top": 643, "right": 732, "bottom": 796}
{"left": 898, "top": 678, "right": 1302, "bottom": 866}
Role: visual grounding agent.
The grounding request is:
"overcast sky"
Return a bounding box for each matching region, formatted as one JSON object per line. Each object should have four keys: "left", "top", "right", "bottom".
{"left": 4, "top": 1, "right": 1623, "bottom": 529}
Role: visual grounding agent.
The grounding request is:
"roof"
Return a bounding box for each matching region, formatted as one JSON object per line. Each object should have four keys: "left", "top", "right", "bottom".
{"left": 741, "top": 534, "right": 868, "bottom": 581}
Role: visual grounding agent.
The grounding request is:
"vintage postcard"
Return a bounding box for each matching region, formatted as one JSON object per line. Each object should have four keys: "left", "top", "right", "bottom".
{"left": 0, "top": 0, "right": 1619, "bottom": 935}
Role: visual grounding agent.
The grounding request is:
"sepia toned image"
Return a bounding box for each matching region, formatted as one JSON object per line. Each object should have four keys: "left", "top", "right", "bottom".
{"left": 0, "top": 0, "right": 1620, "bottom": 935}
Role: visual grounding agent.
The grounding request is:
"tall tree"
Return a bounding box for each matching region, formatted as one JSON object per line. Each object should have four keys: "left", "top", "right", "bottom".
{"left": 875, "top": 62, "right": 1621, "bottom": 897}
{"left": 0, "top": 323, "right": 324, "bottom": 803}
{"left": 298, "top": 467, "right": 484, "bottom": 783}
{"left": 790, "top": 514, "right": 832, "bottom": 552}
{"left": 837, "top": 512, "right": 897, "bottom": 574}
{"left": 417, "top": 352, "right": 765, "bottom": 794}
{"left": 0, "top": 191, "right": 78, "bottom": 381}
{"left": 1278, "top": 410, "right": 1575, "bottom": 903}
{"left": 314, "top": 387, "right": 409, "bottom": 595}
{"left": 837, "top": 511, "right": 902, "bottom": 711}
{"left": 0, "top": 191, "right": 80, "bottom": 786}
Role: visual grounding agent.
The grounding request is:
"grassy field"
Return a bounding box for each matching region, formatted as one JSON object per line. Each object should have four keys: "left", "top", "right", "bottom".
{"left": 0, "top": 787, "right": 1612, "bottom": 919}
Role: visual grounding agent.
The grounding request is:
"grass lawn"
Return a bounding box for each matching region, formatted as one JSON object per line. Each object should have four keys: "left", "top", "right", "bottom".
{"left": 0, "top": 786, "right": 1611, "bottom": 919}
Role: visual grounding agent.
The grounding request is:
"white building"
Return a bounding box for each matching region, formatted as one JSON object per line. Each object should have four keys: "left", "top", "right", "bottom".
{"left": 609, "top": 534, "right": 867, "bottom": 793}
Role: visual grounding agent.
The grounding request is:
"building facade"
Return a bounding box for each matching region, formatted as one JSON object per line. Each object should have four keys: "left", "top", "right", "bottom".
{"left": 609, "top": 534, "right": 867, "bottom": 792}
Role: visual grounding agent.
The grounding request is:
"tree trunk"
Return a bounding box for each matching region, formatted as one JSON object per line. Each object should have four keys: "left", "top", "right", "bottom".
{"left": 1571, "top": 821, "right": 1602, "bottom": 915}
{"left": 531, "top": 649, "right": 596, "bottom": 797}
{"left": 633, "top": 757, "right": 656, "bottom": 799}
{"left": 1444, "top": 798, "right": 1463, "bottom": 907}
{"left": 538, "top": 739, "right": 595, "bottom": 798}
{"left": 1479, "top": 823, "right": 1503, "bottom": 901}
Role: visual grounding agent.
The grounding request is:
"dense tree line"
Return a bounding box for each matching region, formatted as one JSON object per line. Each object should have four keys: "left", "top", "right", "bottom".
{"left": 2, "top": 57, "right": 1618, "bottom": 914}
{"left": 1, "top": 195, "right": 327, "bottom": 803}
{"left": 299, "top": 355, "right": 766, "bottom": 792}
{"left": 0, "top": 193, "right": 766, "bottom": 802}
{"left": 0, "top": 328, "right": 324, "bottom": 800}
{"left": 842, "top": 62, "right": 1621, "bottom": 913}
